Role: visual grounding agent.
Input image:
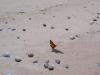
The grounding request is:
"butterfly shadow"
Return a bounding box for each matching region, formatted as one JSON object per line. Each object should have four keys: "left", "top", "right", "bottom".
{"left": 51, "top": 48, "right": 64, "bottom": 54}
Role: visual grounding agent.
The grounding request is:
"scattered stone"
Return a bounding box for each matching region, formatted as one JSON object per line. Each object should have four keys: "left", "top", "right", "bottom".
{"left": 97, "top": 13, "right": 100, "bottom": 15}
{"left": 28, "top": 53, "right": 34, "bottom": 58}
{"left": 5, "top": 22, "right": 8, "bottom": 24}
{"left": 17, "top": 36, "right": 20, "bottom": 39}
{"left": 51, "top": 26, "right": 54, "bottom": 29}
{"left": 55, "top": 59, "right": 61, "bottom": 64}
{"left": 43, "top": 24, "right": 47, "bottom": 27}
{"left": 29, "top": 18, "right": 31, "bottom": 20}
{"left": 48, "top": 65, "right": 54, "bottom": 71}
{"left": 0, "top": 29, "right": 3, "bottom": 31}
{"left": 70, "top": 36, "right": 76, "bottom": 40}
{"left": 44, "top": 63, "right": 49, "bottom": 69}
{"left": 15, "top": 57, "right": 22, "bottom": 62}
{"left": 65, "top": 28, "right": 69, "bottom": 31}
{"left": 96, "top": 16, "right": 99, "bottom": 19}
{"left": 93, "top": 19, "right": 97, "bottom": 21}
{"left": 52, "top": 16, "right": 55, "bottom": 18}
{"left": 22, "top": 29, "right": 26, "bottom": 31}
{"left": 75, "top": 35, "right": 79, "bottom": 38}
{"left": 65, "top": 65, "right": 69, "bottom": 69}
{"left": 2, "top": 52, "right": 10, "bottom": 58}
{"left": 67, "top": 16, "right": 71, "bottom": 19}
{"left": 11, "top": 28, "right": 16, "bottom": 31}
{"left": 32, "top": 60, "right": 38, "bottom": 63}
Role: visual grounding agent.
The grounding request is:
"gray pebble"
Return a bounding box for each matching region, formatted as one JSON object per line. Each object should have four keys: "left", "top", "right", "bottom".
{"left": 2, "top": 52, "right": 10, "bottom": 58}
{"left": 70, "top": 36, "right": 76, "bottom": 40}
{"left": 28, "top": 53, "right": 34, "bottom": 58}
{"left": 55, "top": 59, "right": 61, "bottom": 64}
{"left": 44, "top": 63, "right": 49, "bottom": 69}
{"left": 15, "top": 57, "right": 22, "bottom": 62}
{"left": 65, "top": 65, "right": 69, "bottom": 69}
{"left": 48, "top": 65, "right": 54, "bottom": 71}
{"left": 32, "top": 60, "right": 38, "bottom": 63}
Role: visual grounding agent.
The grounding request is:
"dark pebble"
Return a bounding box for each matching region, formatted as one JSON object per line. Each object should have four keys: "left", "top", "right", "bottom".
{"left": 67, "top": 16, "right": 71, "bottom": 19}
{"left": 32, "top": 60, "right": 38, "bottom": 63}
{"left": 28, "top": 53, "right": 34, "bottom": 58}
{"left": 51, "top": 26, "right": 54, "bottom": 29}
{"left": 5, "top": 22, "right": 8, "bottom": 24}
{"left": 55, "top": 59, "right": 61, "bottom": 64}
{"left": 65, "top": 65, "right": 69, "bottom": 69}
{"left": 70, "top": 36, "right": 76, "bottom": 40}
{"left": 44, "top": 63, "right": 49, "bottom": 68}
{"left": 65, "top": 28, "right": 69, "bottom": 31}
{"left": 22, "top": 29, "right": 26, "bottom": 31}
{"left": 11, "top": 28, "right": 16, "bottom": 31}
{"left": 17, "top": 36, "right": 20, "bottom": 39}
{"left": 2, "top": 52, "right": 10, "bottom": 58}
{"left": 48, "top": 65, "right": 54, "bottom": 71}
{"left": 0, "top": 29, "right": 3, "bottom": 31}
{"left": 29, "top": 18, "right": 31, "bottom": 20}
{"left": 93, "top": 19, "right": 97, "bottom": 21}
{"left": 15, "top": 57, "right": 22, "bottom": 62}
{"left": 97, "top": 13, "right": 100, "bottom": 15}
{"left": 43, "top": 24, "right": 47, "bottom": 27}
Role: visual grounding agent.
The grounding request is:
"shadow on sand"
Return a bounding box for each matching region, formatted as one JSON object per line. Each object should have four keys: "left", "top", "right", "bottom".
{"left": 51, "top": 48, "right": 64, "bottom": 54}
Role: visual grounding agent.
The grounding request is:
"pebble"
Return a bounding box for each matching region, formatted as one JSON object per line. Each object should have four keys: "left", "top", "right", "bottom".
{"left": 55, "top": 59, "right": 61, "bottom": 64}
{"left": 43, "top": 24, "right": 47, "bottom": 27}
{"left": 65, "top": 65, "right": 69, "bottom": 69}
{"left": 28, "top": 53, "right": 34, "bottom": 58}
{"left": 70, "top": 36, "right": 76, "bottom": 40}
{"left": 2, "top": 52, "right": 10, "bottom": 58}
{"left": 48, "top": 65, "right": 54, "bottom": 71}
{"left": 44, "top": 63, "right": 49, "bottom": 68}
{"left": 65, "top": 28, "right": 69, "bottom": 31}
{"left": 51, "top": 26, "right": 54, "bottom": 29}
{"left": 15, "top": 57, "right": 22, "bottom": 62}
{"left": 32, "top": 60, "right": 38, "bottom": 63}
{"left": 22, "top": 29, "right": 26, "bottom": 31}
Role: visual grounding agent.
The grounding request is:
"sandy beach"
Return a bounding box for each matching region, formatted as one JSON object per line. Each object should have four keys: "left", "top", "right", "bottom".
{"left": 0, "top": 0, "right": 100, "bottom": 75}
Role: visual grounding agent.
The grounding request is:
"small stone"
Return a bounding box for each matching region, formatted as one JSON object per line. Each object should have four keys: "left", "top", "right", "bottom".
{"left": 70, "top": 36, "right": 76, "bottom": 40}
{"left": 5, "top": 22, "right": 8, "bottom": 24}
{"left": 17, "top": 36, "right": 20, "bottom": 39}
{"left": 65, "top": 28, "right": 69, "bottom": 31}
{"left": 67, "top": 16, "right": 71, "bottom": 19}
{"left": 48, "top": 65, "right": 54, "bottom": 71}
{"left": 43, "top": 24, "right": 47, "bottom": 27}
{"left": 2, "top": 52, "right": 10, "bottom": 58}
{"left": 93, "top": 19, "right": 97, "bottom": 21}
{"left": 0, "top": 29, "right": 3, "bottom": 31}
{"left": 32, "top": 60, "right": 38, "bottom": 63}
{"left": 65, "top": 65, "right": 69, "bottom": 69}
{"left": 11, "top": 28, "right": 16, "bottom": 31}
{"left": 15, "top": 57, "right": 22, "bottom": 62}
{"left": 97, "top": 13, "right": 100, "bottom": 15}
{"left": 29, "top": 18, "right": 31, "bottom": 20}
{"left": 51, "top": 26, "right": 54, "bottom": 29}
{"left": 44, "top": 63, "right": 49, "bottom": 69}
{"left": 55, "top": 59, "right": 60, "bottom": 64}
{"left": 22, "top": 29, "right": 26, "bottom": 31}
{"left": 28, "top": 53, "right": 34, "bottom": 58}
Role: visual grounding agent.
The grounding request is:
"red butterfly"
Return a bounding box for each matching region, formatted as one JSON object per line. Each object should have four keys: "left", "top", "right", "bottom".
{"left": 50, "top": 40, "right": 56, "bottom": 49}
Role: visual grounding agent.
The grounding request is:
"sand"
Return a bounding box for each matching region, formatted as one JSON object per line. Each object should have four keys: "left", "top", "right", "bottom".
{"left": 0, "top": 0, "right": 100, "bottom": 75}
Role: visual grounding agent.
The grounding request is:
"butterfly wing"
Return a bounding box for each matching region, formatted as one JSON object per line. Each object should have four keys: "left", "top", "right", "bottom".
{"left": 50, "top": 40, "right": 56, "bottom": 49}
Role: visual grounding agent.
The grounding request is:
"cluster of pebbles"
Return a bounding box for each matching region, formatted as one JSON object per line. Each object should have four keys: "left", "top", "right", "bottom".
{"left": 1, "top": 52, "right": 69, "bottom": 71}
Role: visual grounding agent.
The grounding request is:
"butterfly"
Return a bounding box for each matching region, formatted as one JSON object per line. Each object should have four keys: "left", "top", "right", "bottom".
{"left": 50, "top": 40, "right": 56, "bottom": 49}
